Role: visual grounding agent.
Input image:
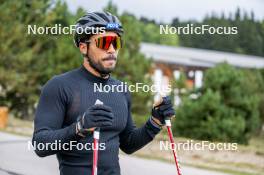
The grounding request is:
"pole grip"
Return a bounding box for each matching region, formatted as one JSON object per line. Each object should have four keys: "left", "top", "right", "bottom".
{"left": 93, "top": 129, "right": 100, "bottom": 139}
{"left": 94, "top": 99, "right": 103, "bottom": 135}
{"left": 165, "top": 119, "right": 171, "bottom": 126}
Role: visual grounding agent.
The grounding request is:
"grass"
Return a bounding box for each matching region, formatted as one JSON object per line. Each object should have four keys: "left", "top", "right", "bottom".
{"left": 126, "top": 151, "right": 262, "bottom": 175}
{"left": 243, "top": 134, "right": 264, "bottom": 154}
{"left": 132, "top": 132, "right": 264, "bottom": 175}
{"left": 133, "top": 150, "right": 264, "bottom": 175}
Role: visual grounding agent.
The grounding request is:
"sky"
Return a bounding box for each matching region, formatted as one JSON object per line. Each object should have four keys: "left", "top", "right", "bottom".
{"left": 65, "top": 0, "right": 264, "bottom": 23}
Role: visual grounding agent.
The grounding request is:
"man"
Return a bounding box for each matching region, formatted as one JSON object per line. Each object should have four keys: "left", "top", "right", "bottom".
{"left": 32, "top": 12, "right": 175, "bottom": 175}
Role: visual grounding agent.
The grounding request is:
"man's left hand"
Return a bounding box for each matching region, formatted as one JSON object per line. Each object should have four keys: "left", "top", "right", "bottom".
{"left": 151, "top": 96, "right": 175, "bottom": 126}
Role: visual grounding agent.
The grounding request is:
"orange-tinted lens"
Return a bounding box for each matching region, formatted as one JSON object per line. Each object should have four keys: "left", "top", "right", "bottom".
{"left": 95, "top": 36, "right": 122, "bottom": 50}
{"left": 113, "top": 36, "right": 122, "bottom": 50}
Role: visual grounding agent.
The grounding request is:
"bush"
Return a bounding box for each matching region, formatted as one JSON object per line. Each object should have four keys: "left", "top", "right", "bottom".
{"left": 173, "top": 63, "right": 262, "bottom": 144}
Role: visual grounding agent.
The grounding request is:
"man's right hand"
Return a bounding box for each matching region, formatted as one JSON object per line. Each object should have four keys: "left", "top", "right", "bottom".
{"left": 76, "top": 104, "right": 114, "bottom": 136}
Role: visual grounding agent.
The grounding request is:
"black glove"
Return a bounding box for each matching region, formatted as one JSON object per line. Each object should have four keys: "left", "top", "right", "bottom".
{"left": 76, "top": 104, "right": 114, "bottom": 136}
{"left": 151, "top": 96, "right": 175, "bottom": 125}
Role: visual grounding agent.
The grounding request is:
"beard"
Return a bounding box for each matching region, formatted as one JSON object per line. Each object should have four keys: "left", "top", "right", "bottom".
{"left": 86, "top": 54, "right": 117, "bottom": 77}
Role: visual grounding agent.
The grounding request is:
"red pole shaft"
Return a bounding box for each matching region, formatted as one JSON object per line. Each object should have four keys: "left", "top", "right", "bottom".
{"left": 92, "top": 129, "right": 100, "bottom": 175}
{"left": 165, "top": 120, "right": 182, "bottom": 175}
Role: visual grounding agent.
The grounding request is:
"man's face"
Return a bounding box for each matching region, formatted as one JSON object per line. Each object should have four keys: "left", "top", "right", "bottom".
{"left": 80, "top": 32, "right": 120, "bottom": 75}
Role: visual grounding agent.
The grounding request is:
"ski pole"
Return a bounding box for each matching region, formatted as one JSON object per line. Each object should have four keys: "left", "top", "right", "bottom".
{"left": 92, "top": 99, "right": 103, "bottom": 175}
{"left": 92, "top": 127, "right": 100, "bottom": 175}
{"left": 154, "top": 96, "right": 182, "bottom": 175}
{"left": 165, "top": 118, "right": 182, "bottom": 175}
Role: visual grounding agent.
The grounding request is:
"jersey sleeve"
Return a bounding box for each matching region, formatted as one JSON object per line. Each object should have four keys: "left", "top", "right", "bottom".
{"left": 32, "top": 76, "right": 78, "bottom": 157}
{"left": 119, "top": 91, "right": 161, "bottom": 154}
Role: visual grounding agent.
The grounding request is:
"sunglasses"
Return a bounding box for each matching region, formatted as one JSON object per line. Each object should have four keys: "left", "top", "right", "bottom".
{"left": 86, "top": 36, "right": 122, "bottom": 51}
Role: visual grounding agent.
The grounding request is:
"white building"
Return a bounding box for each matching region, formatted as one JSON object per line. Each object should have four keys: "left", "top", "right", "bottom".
{"left": 140, "top": 42, "right": 264, "bottom": 104}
